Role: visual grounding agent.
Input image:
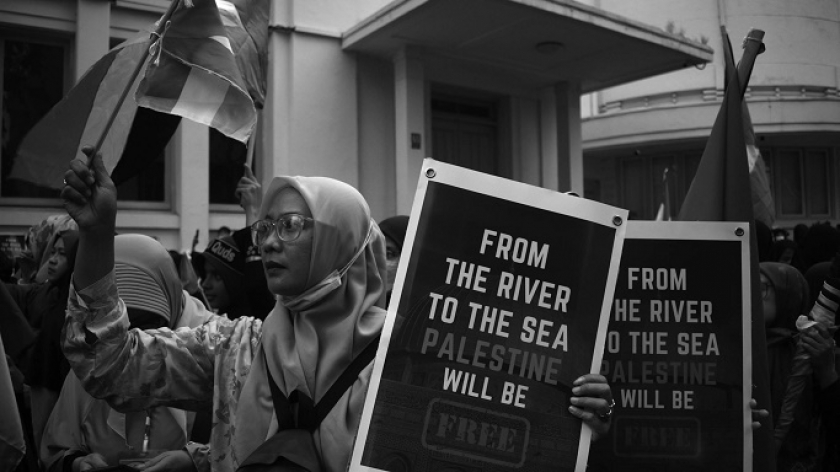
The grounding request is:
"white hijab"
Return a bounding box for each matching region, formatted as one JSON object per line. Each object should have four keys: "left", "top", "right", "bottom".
{"left": 233, "top": 176, "right": 387, "bottom": 471}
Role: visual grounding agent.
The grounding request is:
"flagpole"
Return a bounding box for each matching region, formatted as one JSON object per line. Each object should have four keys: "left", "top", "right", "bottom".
{"left": 87, "top": 0, "right": 182, "bottom": 164}
{"left": 736, "top": 29, "right": 765, "bottom": 99}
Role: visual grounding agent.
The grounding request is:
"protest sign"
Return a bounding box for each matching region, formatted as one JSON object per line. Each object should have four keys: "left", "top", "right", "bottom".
{"left": 351, "top": 159, "right": 628, "bottom": 472}
{"left": 0, "top": 234, "right": 25, "bottom": 260}
{"left": 588, "top": 221, "right": 752, "bottom": 471}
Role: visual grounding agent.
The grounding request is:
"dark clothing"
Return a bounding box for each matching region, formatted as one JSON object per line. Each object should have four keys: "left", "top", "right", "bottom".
{"left": 0, "top": 283, "right": 36, "bottom": 362}
{"left": 231, "top": 227, "right": 275, "bottom": 320}
{"left": 818, "top": 380, "right": 840, "bottom": 471}
{"left": 4, "top": 282, "right": 71, "bottom": 391}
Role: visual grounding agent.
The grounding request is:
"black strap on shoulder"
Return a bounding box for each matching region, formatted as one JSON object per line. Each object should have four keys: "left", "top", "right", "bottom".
{"left": 308, "top": 335, "right": 380, "bottom": 429}
{"left": 264, "top": 335, "right": 380, "bottom": 432}
{"left": 264, "top": 349, "right": 295, "bottom": 430}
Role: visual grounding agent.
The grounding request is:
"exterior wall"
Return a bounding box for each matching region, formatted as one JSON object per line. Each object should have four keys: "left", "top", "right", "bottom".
{"left": 0, "top": 0, "right": 592, "bottom": 250}
{"left": 580, "top": 0, "right": 840, "bottom": 228}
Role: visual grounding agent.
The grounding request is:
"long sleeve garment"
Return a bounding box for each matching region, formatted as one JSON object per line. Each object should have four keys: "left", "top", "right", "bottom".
{"left": 40, "top": 372, "right": 189, "bottom": 472}
{"left": 62, "top": 270, "right": 262, "bottom": 472}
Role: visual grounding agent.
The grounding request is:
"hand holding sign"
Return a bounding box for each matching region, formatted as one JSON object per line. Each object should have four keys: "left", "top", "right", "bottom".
{"left": 568, "top": 374, "right": 614, "bottom": 440}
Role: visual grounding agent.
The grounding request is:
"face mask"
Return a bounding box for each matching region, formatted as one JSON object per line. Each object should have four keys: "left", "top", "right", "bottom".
{"left": 282, "top": 221, "right": 375, "bottom": 312}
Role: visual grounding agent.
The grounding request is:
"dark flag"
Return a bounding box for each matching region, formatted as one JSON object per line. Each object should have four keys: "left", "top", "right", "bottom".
{"left": 678, "top": 27, "right": 775, "bottom": 472}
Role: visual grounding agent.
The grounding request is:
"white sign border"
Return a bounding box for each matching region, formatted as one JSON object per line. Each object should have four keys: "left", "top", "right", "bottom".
{"left": 350, "top": 158, "right": 629, "bottom": 472}
{"left": 622, "top": 220, "right": 753, "bottom": 472}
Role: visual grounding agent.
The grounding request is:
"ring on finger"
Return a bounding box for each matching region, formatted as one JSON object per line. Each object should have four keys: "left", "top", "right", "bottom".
{"left": 598, "top": 399, "right": 616, "bottom": 421}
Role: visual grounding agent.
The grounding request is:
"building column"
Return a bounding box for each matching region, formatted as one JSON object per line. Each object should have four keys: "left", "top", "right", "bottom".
{"left": 393, "top": 46, "right": 425, "bottom": 214}
{"left": 262, "top": 3, "right": 294, "bottom": 187}
{"left": 553, "top": 81, "right": 584, "bottom": 194}
{"left": 173, "top": 120, "right": 210, "bottom": 252}
{"left": 75, "top": 0, "right": 110, "bottom": 82}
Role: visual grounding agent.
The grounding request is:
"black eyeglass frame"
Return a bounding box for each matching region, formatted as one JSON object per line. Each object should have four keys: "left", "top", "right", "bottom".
{"left": 250, "top": 215, "right": 314, "bottom": 246}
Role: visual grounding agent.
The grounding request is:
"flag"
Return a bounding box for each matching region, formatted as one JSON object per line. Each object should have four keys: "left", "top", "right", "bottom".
{"left": 136, "top": 0, "right": 265, "bottom": 142}
{"left": 8, "top": 36, "right": 181, "bottom": 190}
{"left": 217, "top": 0, "right": 270, "bottom": 108}
{"left": 743, "top": 106, "right": 775, "bottom": 227}
{"left": 678, "top": 27, "right": 775, "bottom": 471}
{"left": 9, "top": 0, "right": 269, "bottom": 190}
{"left": 654, "top": 167, "right": 672, "bottom": 221}
{"left": 720, "top": 27, "right": 776, "bottom": 228}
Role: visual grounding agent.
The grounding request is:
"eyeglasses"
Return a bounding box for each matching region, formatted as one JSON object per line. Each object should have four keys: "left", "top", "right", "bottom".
{"left": 251, "top": 215, "right": 313, "bottom": 245}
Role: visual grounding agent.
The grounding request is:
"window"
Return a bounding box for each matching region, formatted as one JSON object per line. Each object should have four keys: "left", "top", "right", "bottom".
{"left": 209, "top": 128, "right": 247, "bottom": 204}
{"left": 765, "top": 146, "right": 834, "bottom": 219}
{"left": 0, "top": 33, "right": 169, "bottom": 204}
{"left": 431, "top": 89, "right": 506, "bottom": 177}
{"left": 615, "top": 151, "right": 700, "bottom": 220}
{"left": 0, "top": 35, "right": 67, "bottom": 199}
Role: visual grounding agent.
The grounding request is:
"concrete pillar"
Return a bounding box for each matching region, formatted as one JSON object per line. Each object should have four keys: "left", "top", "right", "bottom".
{"left": 540, "top": 87, "right": 559, "bottom": 191}
{"left": 262, "top": 2, "right": 295, "bottom": 187}
{"left": 554, "top": 81, "right": 584, "bottom": 194}
{"left": 75, "top": 0, "right": 110, "bottom": 82}
{"left": 393, "top": 46, "right": 425, "bottom": 214}
{"left": 173, "top": 120, "right": 210, "bottom": 252}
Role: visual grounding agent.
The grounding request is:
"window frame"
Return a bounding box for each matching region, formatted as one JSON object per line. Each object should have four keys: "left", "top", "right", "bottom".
{"left": 0, "top": 30, "right": 173, "bottom": 209}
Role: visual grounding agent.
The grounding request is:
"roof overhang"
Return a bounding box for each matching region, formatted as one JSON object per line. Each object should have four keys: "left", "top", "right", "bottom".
{"left": 343, "top": 0, "right": 713, "bottom": 94}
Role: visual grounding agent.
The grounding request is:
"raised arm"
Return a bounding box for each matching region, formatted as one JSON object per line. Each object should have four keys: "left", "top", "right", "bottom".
{"left": 60, "top": 147, "right": 262, "bottom": 412}
{"left": 61, "top": 146, "right": 116, "bottom": 290}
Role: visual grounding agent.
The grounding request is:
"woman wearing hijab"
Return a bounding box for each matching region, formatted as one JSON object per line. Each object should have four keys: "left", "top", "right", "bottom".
{"left": 60, "top": 148, "right": 613, "bottom": 472}
{"left": 761, "top": 262, "right": 821, "bottom": 471}
{"left": 40, "top": 234, "right": 213, "bottom": 472}
{"left": 5, "top": 229, "right": 79, "bottom": 453}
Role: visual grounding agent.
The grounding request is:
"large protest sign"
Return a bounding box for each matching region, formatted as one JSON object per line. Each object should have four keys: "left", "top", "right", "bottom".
{"left": 351, "top": 159, "right": 628, "bottom": 472}
{"left": 588, "top": 221, "right": 752, "bottom": 471}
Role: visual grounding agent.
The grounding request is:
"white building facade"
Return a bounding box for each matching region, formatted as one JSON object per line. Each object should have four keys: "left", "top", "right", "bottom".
{"left": 0, "top": 0, "right": 710, "bottom": 252}
{"left": 581, "top": 0, "right": 840, "bottom": 229}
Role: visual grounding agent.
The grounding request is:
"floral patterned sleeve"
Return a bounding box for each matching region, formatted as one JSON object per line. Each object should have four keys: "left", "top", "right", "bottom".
{"left": 62, "top": 270, "right": 262, "bottom": 414}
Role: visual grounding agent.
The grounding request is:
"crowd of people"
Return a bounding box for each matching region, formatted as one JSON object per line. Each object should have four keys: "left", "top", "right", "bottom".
{"left": 1, "top": 147, "right": 615, "bottom": 472}
{"left": 0, "top": 143, "right": 838, "bottom": 471}
{"left": 756, "top": 219, "right": 840, "bottom": 471}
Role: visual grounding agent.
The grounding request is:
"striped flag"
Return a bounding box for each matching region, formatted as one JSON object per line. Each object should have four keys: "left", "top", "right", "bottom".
{"left": 9, "top": 36, "right": 181, "bottom": 190}
{"left": 743, "top": 105, "right": 775, "bottom": 227}
{"left": 218, "top": 0, "right": 270, "bottom": 108}
{"left": 136, "top": 0, "right": 264, "bottom": 142}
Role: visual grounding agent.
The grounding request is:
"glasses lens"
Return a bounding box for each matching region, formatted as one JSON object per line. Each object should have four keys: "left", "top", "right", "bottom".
{"left": 278, "top": 215, "right": 305, "bottom": 242}
{"left": 252, "top": 220, "right": 271, "bottom": 245}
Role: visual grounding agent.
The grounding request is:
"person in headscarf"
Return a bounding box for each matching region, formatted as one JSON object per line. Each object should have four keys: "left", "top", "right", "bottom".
{"left": 41, "top": 234, "right": 214, "bottom": 472}
{"left": 15, "top": 214, "right": 78, "bottom": 285}
{"left": 60, "top": 149, "right": 614, "bottom": 472}
{"left": 378, "top": 215, "right": 409, "bottom": 305}
{"left": 5, "top": 229, "right": 79, "bottom": 453}
{"left": 761, "top": 262, "right": 820, "bottom": 471}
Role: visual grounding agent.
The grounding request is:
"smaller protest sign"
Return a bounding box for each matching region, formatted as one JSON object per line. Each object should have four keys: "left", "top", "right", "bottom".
{"left": 350, "top": 159, "right": 628, "bottom": 472}
{"left": 588, "top": 221, "right": 752, "bottom": 471}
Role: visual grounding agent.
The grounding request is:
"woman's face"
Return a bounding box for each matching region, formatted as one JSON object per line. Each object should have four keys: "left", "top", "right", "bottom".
{"left": 201, "top": 261, "right": 231, "bottom": 312}
{"left": 260, "top": 187, "right": 313, "bottom": 296}
{"left": 46, "top": 238, "right": 69, "bottom": 281}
